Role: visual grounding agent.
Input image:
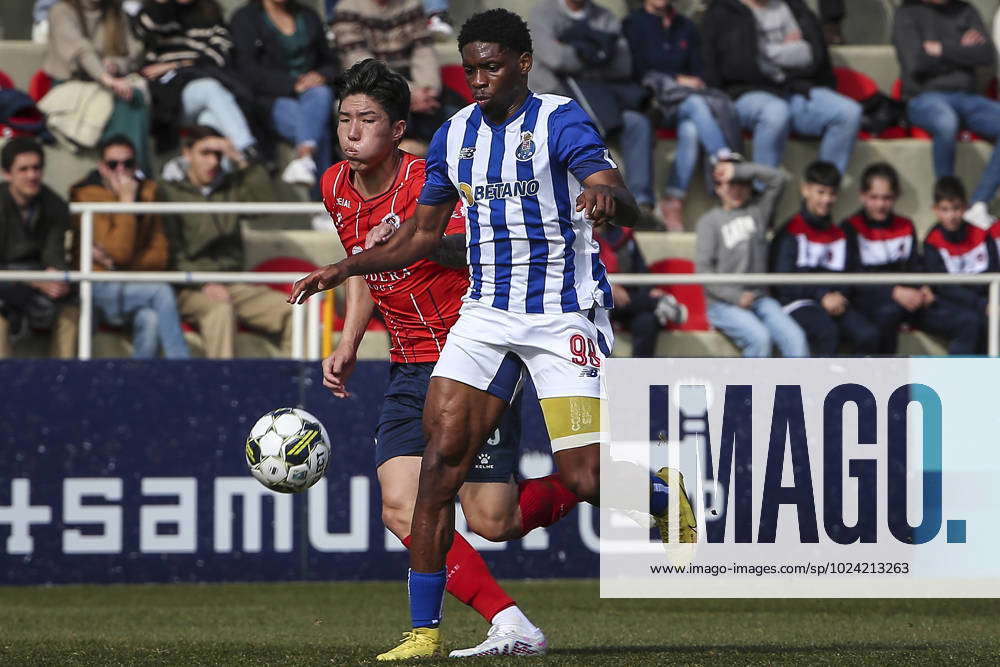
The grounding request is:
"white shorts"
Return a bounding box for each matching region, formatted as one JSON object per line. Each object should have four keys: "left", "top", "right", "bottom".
{"left": 432, "top": 301, "right": 614, "bottom": 452}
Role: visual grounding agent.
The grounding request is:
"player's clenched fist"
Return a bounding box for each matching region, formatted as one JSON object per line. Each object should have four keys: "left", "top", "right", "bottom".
{"left": 288, "top": 263, "right": 347, "bottom": 304}
{"left": 576, "top": 184, "right": 617, "bottom": 228}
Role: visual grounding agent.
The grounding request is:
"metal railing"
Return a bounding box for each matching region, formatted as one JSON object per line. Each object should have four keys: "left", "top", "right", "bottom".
{"left": 0, "top": 202, "right": 997, "bottom": 357}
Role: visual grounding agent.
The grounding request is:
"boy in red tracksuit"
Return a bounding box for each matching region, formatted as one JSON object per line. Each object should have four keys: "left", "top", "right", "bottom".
{"left": 842, "top": 162, "right": 981, "bottom": 354}
{"left": 921, "top": 176, "right": 997, "bottom": 354}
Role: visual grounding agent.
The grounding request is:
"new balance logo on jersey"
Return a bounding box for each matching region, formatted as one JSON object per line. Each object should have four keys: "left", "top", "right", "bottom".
{"left": 458, "top": 179, "right": 541, "bottom": 205}
{"left": 579, "top": 367, "right": 600, "bottom": 378}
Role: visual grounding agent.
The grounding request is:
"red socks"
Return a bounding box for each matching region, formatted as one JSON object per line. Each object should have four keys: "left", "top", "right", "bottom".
{"left": 402, "top": 532, "right": 515, "bottom": 623}
{"left": 517, "top": 473, "right": 580, "bottom": 535}
{"left": 397, "top": 474, "right": 579, "bottom": 622}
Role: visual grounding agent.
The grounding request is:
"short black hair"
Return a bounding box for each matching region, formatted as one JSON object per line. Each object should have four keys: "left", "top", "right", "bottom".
{"left": 338, "top": 58, "right": 411, "bottom": 125}
{"left": 1, "top": 136, "right": 44, "bottom": 171}
{"left": 933, "top": 175, "right": 967, "bottom": 204}
{"left": 98, "top": 134, "right": 136, "bottom": 159}
{"left": 181, "top": 125, "right": 224, "bottom": 149}
{"left": 860, "top": 162, "right": 900, "bottom": 195}
{"left": 458, "top": 9, "right": 532, "bottom": 56}
{"left": 803, "top": 160, "right": 841, "bottom": 189}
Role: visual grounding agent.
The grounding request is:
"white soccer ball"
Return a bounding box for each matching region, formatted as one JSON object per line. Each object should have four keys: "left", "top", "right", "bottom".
{"left": 245, "top": 408, "right": 330, "bottom": 493}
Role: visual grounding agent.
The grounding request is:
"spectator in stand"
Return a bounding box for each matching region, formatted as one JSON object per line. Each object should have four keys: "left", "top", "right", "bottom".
{"left": 231, "top": 0, "right": 339, "bottom": 189}
{"left": 922, "top": 176, "right": 996, "bottom": 353}
{"left": 161, "top": 126, "right": 290, "bottom": 359}
{"left": 423, "top": 0, "right": 453, "bottom": 37}
{"left": 771, "top": 160, "right": 879, "bottom": 355}
{"left": 43, "top": 0, "right": 152, "bottom": 173}
{"left": 597, "top": 224, "right": 688, "bottom": 357}
{"left": 701, "top": 0, "right": 862, "bottom": 174}
{"left": 136, "top": 0, "right": 263, "bottom": 162}
{"left": 0, "top": 138, "right": 78, "bottom": 359}
{"left": 325, "top": 0, "right": 451, "bottom": 35}
{"left": 530, "top": 0, "right": 663, "bottom": 229}
{"left": 69, "top": 135, "right": 190, "bottom": 359}
{"left": 843, "top": 162, "right": 982, "bottom": 354}
{"left": 695, "top": 157, "right": 809, "bottom": 357}
{"left": 332, "top": 0, "right": 444, "bottom": 146}
{"left": 623, "top": 0, "right": 740, "bottom": 230}
{"left": 893, "top": 0, "right": 1000, "bottom": 230}
{"left": 994, "top": 5, "right": 1000, "bottom": 62}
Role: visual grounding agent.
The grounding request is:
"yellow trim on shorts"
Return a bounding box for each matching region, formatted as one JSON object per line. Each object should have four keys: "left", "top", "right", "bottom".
{"left": 540, "top": 396, "right": 605, "bottom": 452}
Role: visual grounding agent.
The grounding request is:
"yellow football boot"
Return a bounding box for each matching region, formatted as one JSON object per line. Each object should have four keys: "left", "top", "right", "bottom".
{"left": 653, "top": 467, "right": 698, "bottom": 559}
{"left": 376, "top": 627, "right": 443, "bottom": 661}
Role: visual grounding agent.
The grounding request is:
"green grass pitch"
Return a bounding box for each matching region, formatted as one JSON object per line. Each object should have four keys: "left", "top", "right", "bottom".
{"left": 1, "top": 579, "right": 998, "bottom": 665}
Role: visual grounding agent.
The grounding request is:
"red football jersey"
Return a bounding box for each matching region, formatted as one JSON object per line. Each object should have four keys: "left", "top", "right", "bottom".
{"left": 320, "top": 151, "right": 468, "bottom": 363}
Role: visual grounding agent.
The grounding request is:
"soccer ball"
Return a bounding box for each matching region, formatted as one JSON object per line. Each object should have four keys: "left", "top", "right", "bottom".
{"left": 245, "top": 408, "right": 330, "bottom": 493}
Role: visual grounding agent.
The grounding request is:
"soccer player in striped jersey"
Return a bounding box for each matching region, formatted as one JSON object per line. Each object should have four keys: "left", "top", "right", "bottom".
{"left": 321, "top": 58, "right": 584, "bottom": 659}
{"left": 291, "top": 10, "right": 696, "bottom": 660}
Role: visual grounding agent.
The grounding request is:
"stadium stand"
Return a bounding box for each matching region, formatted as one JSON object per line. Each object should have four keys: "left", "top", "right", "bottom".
{"left": 1, "top": 0, "right": 997, "bottom": 359}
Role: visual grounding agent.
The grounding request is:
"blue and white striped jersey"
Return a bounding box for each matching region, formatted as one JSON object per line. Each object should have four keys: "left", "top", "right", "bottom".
{"left": 419, "top": 93, "right": 617, "bottom": 314}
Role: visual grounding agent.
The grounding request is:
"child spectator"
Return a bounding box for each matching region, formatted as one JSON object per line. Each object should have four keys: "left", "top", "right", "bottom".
{"left": 136, "top": 0, "right": 263, "bottom": 161}
{"left": 0, "top": 138, "right": 78, "bottom": 358}
{"left": 70, "top": 134, "right": 190, "bottom": 359}
{"left": 161, "top": 126, "right": 290, "bottom": 359}
{"left": 696, "top": 157, "right": 809, "bottom": 357}
{"left": 43, "top": 0, "right": 151, "bottom": 173}
{"left": 921, "top": 176, "right": 997, "bottom": 354}
{"left": 771, "top": 160, "right": 879, "bottom": 355}
{"left": 231, "top": 0, "right": 339, "bottom": 188}
{"left": 843, "top": 162, "right": 981, "bottom": 354}
{"left": 597, "top": 224, "right": 687, "bottom": 357}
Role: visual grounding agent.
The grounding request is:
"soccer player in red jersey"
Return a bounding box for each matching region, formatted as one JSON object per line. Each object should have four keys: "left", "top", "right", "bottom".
{"left": 319, "top": 59, "right": 580, "bottom": 658}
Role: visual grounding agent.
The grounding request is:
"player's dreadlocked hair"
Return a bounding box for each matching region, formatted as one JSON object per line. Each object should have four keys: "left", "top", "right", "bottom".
{"left": 458, "top": 9, "right": 533, "bottom": 55}
{"left": 338, "top": 59, "right": 411, "bottom": 124}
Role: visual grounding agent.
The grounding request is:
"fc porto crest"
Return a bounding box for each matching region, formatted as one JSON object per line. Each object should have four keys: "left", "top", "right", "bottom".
{"left": 515, "top": 131, "right": 536, "bottom": 161}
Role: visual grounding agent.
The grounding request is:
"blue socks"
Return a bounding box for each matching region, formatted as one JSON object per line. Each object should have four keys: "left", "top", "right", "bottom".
{"left": 650, "top": 471, "right": 669, "bottom": 515}
{"left": 408, "top": 568, "right": 446, "bottom": 629}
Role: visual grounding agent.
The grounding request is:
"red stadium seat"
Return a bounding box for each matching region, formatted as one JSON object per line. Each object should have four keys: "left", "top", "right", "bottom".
{"left": 29, "top": 69, "right": 52, "bottom": 102}
{"left": 647, "top": 258, "right": 711, "bottom": 331}
{"left": 834, "top": 68, "right": 908, "bottom": 139}
{"left": 0, "top": 69, "right": 46, "bottom": 140}
{"left": 834, "top": 67, "right": 878, "bottom": 102}
{"left": 440, "top": 65, "right": 473, "bottom": 104}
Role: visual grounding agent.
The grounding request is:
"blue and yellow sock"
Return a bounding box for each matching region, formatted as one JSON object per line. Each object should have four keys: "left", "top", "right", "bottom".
{"left": 408, "top": 568, "right": 446, "bottom": 629}
{"left": 650, "top": 471, "right": 669, "bottom": 515}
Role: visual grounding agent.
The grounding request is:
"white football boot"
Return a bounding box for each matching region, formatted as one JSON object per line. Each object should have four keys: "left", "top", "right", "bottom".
{"left": 449, "top": 625, "right": 548, "bottom": 658}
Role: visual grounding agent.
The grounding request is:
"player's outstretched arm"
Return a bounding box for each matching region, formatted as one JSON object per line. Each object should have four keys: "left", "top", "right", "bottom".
{"left": 288, "top": 199, "right": 457, "bottom": 304}
{"left": 322, "top": 275, "right": 374, "bottom": 398}
{"left": 577, "top": 169, "right": 639, "bottom": 229}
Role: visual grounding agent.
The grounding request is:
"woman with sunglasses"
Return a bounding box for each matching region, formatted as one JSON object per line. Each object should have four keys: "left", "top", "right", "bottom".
{"left": 69, "top": 134, "right": 191, "bottom": 359}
